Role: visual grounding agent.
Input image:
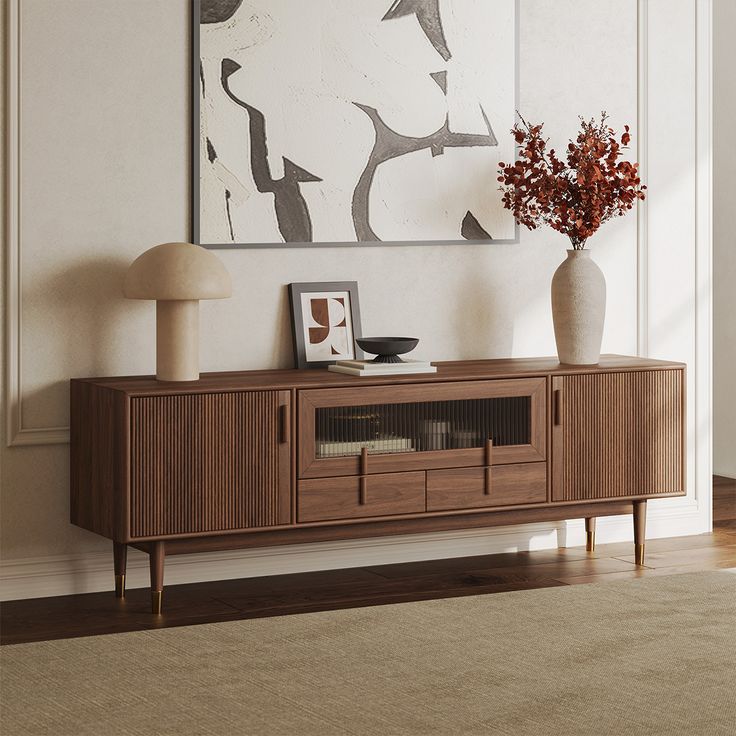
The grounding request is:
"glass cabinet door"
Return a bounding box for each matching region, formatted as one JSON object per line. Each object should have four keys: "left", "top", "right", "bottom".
{"left": 298, "top": 379, "right": 546, "bottom": 478}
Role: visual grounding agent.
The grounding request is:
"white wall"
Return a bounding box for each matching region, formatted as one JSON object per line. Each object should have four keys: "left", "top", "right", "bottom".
{"left": 1, "top": 0, "right": 712, "bottom": 599}
{"left": 713, "top": 0, "right": 736, "bottom": 479}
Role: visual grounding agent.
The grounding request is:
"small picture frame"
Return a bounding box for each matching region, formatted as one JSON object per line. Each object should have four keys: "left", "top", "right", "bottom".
{"left": 288, "top": 282, "right": 364, "bottom": 369}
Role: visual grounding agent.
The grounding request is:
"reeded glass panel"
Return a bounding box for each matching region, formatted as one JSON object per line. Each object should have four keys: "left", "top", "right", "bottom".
{"left": 316, "top": 397, "right": 531, "bottom": 458}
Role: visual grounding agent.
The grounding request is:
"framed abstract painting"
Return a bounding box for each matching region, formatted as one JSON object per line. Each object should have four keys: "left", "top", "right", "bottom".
{"left": 288, "top": 282, "right": 364, "bottom": 369}
{"left": 193, "top": 0, "right": 518, "bottom": 247}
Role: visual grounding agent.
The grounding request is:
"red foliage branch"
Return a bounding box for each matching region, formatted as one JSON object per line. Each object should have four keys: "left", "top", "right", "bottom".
{"left": 498, "top": 113, "right": 646, "bottom": 249}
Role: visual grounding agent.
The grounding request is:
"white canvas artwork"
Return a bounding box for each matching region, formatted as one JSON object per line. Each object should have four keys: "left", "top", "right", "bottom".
{"left": 196, "top": 0, "right": 517, "bottom": 246}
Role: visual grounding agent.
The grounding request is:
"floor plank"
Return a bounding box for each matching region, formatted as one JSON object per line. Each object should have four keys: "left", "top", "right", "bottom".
{"left": 364, "top": 547, "right": 592, "bottom": 579}
{"left": 584, "top": 529, "right": 736, "bottom": 558}
{"left": 367, "top": 553, "right": 640, "bottom": 582}
{"left": 613, "top": 543, "right": 736, "bottom": 568}
{"left": 558, "top": 560, "right": 736, "bottom": 586}
{"left": 713, "top": 474, "right": 736, "bottom": 522}
{"left": 209, "top": 575, "right": 568, "bottom": 617}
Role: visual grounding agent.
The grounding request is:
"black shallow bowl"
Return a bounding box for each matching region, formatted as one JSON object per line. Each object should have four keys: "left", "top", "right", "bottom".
{"left": 356, "top": 337, "right": 419, "bottom": 363}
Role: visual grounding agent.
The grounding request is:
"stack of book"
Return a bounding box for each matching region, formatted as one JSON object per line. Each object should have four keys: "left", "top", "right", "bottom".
{"left": 317, "top": 437, "right": 415, "bottom": 458}
{"left": 328, "top": 359, "right": 437, "bottom": 377}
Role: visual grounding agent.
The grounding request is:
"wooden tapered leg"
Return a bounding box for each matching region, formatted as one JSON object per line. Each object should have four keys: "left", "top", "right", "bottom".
{"left": 113, "top": 542, "right": 127, "bottom": 598}
{"left": 585, "top": 517, "right": 596, "bottom": 552}
{"left": 149, "top": 541, "right": 165, "bottom": 615}
{"left": 633, "top": 500, "right": 647, "bottom": 565}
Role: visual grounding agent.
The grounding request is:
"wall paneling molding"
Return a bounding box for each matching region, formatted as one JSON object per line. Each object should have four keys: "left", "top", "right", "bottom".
{"left": 4, "top": 0, "right": 68, "bottom": 446}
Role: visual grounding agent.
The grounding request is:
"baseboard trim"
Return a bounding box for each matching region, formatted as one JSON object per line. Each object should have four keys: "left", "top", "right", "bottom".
{"left": 1, "top": 502, "right": 709, "bottom": 601}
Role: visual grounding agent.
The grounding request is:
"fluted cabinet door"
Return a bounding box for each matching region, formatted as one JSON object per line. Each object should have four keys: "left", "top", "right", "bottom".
{"left": 551, "top": 370, "right": 685, "bottom": 502}
{"left": 129, "top": 390, "right": 291, "bottom": 538}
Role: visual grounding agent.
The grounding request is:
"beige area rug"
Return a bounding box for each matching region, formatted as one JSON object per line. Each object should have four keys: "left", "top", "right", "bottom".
{"left": 2, "top": 571, "right": 735, "bottom": 736}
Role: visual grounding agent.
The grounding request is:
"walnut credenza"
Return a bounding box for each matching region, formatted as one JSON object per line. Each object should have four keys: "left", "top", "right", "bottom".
{"left": 70, "top": 355, "right": 686, "bottom": 613}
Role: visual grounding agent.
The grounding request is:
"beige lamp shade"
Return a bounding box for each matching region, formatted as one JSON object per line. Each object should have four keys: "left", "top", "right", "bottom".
{"left": 124, "top": 242, "right": 231, "bottom": 300}
{"left": 124, "top": 243, "right": 231, "bottom": 382}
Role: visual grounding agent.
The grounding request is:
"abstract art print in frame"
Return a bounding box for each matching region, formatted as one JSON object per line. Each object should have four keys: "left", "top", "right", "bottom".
{"left": 193, "top": 0, "right": 518, "bottom": 247}
{"left": 288, "top": 282, "right": 364, "bottom": 369}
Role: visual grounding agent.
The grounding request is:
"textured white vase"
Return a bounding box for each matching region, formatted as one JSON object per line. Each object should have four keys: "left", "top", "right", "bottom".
{"left": 551, "top": 249, "right": 606, "bottom": 365}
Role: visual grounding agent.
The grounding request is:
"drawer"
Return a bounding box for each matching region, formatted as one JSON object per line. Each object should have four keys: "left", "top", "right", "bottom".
{"left": 427, "top": 462, "right": 546, "bottom": 512}
{"left": 298, "top": 471, "right": 426, "bottom": 523}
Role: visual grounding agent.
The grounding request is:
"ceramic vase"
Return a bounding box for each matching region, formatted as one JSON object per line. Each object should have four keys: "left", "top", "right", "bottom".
{"left": 551, "top": 249, "right": 606, "bottom": 365}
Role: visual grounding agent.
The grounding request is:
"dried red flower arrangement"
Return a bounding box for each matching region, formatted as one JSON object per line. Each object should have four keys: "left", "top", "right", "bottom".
{"left": 498, "top": 113, "right": 646, "bottom": 249}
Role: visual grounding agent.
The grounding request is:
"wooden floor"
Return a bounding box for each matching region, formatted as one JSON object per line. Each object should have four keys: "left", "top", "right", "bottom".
{"left": 2, "top": 476, "right": 735, "bottom": 646}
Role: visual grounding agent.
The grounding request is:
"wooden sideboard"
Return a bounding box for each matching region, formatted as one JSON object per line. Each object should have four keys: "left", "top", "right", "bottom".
{"left": 70, "top": 355, "right": 686, "bottom": 613}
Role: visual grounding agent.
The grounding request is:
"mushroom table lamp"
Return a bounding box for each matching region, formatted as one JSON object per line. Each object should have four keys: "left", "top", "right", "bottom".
{"left": 124, "top": 242, "right": 232, "bottom": 381}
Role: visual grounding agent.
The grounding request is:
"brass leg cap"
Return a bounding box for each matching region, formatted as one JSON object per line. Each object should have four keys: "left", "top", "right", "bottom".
{"left": 635, "top": 543, "right": 645, "bottom": 566}
{"left": 115, "top": 574, "right": 126, "bottom": 599}
{"left": 151, "top": 590, "right": 163, "bottom": 615}
{"left": 586, "top": 531, "right": 596, "bottom": 552}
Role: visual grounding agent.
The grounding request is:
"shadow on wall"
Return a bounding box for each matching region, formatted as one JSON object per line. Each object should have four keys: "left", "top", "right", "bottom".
{"left": 23, "top": 256, "right": 132, "bottom": 422}
{"left": 454, "top": 250, "right": 516, "bottom": 359}
{"left": 276, "top": 282, "right": 295, "bottom": 368}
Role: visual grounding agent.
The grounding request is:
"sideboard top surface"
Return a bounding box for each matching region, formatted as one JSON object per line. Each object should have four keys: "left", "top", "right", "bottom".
{"left": 72, "top": 355, "right": 686, "bottom": 396}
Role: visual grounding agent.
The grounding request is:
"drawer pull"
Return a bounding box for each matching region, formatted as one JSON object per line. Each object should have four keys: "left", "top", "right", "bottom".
{"left": 484, "top": 438, "right": 493, "bottom": 495}
{"left": 359, "top": 448, "right": 369, "bottom": 504}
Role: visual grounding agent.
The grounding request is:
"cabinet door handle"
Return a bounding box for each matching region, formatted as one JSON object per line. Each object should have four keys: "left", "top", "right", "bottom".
{"left": 484, "top": 438, "right": 493, "bottom": 495}
{"left": 279, "top": 403, "right": 290, "bottom": 444}
{"left": 553, "top": 389, "right": 562, "bottom": 426}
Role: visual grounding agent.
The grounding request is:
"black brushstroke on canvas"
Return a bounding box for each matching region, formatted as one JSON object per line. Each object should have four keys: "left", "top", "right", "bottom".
{"left": 461, "top": 211, "right": 492, "bottom": 240}
{"left": 430, "top": 70, "right": 447, "bottom": 94}
{"left": 224, "top": 189, "right": 235, "bottom": 241}
{"left": 351, "top": 101, "right": 498, "bottom": 241}
{"left": 206, "top": 137, "right": 217, "bottom": 164}
{"left": 220, "top": 58, "right": 322, "bottom": 243}
{"left": 204, "top": 137, "right": 234, "bottom": 239}
{"left": 201, "top": 0, "right": 243, "bottom": 24}
{"left": 382, "top": 0, "right": 451, "bottom": 61}
{"left": 200, "top": 61, "right": 206, "bottom": 98}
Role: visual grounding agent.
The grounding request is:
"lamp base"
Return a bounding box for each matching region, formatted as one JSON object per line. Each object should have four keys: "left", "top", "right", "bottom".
{"left": 156, "top": 300, "right": 199, "bottom": 381}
